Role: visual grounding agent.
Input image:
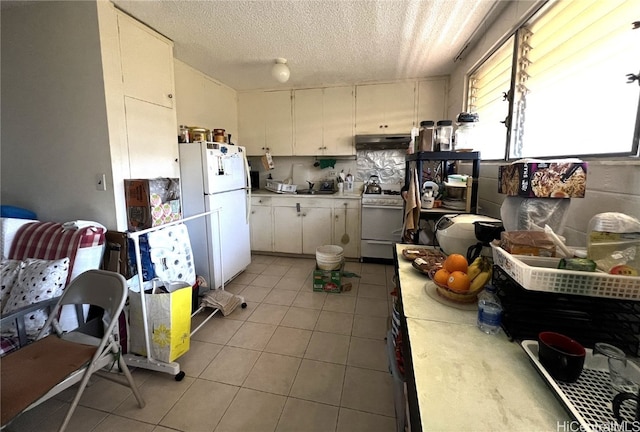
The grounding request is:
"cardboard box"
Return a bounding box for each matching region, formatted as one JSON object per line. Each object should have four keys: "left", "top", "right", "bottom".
{"left": 125, "top": 178, "right": 182, "bottom": 231}
{"left": 313, "top": 262, "right": 345, "bottom": 293}
{"left": 498, "top": 161, "right": 587, "bottom": 198}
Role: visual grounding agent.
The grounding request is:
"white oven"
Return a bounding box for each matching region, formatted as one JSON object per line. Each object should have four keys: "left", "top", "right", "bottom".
{"left": 361, "top": 193, "right": 404, "bottom": 261}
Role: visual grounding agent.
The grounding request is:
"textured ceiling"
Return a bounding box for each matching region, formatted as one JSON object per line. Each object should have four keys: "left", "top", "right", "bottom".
{"left": 112, "top": 0, "right": 505, "bottom": 91}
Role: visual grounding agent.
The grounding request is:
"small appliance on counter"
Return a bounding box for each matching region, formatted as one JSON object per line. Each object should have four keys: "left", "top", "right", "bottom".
{"left": 435, "top": 214, "right": 503, "bottom": 259}
{"left": 250, "top": 171, "right": 260, "bottom": 190}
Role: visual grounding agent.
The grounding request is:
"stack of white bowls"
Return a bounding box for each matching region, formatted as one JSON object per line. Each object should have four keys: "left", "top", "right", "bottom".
{"left": 316, "top": 245, "right": 344, "bottom": 270}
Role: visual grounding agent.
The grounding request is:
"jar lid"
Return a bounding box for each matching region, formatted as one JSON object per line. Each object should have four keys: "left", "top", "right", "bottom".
{"left": 456, "top": 112, "right": 479, "bottom": 123}
{"left": 419, "top": 120, "right": 435, "bottom": 127}
{"left": 436, "top": 120, "right": 453, "bottom": 126}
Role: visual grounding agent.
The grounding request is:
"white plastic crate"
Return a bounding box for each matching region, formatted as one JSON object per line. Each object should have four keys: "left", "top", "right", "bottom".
{"left": 491, "top": 244, "right": 640, "bottom": 300}
{"left": 264, "top": 180, "right": 297, "bottom": 194}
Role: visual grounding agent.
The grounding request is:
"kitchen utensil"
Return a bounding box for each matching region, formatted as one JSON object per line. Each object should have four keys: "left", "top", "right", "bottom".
{"left": 544, "top": 224, "right": 573, "bottom": 257}
{"left": 613, "top": 388, "right": 640, "bottom": 424}
{"left": 594, "top": 342, "right": 640, "bottom": 394}
{"left": 341, "top": 203, "right": 349, "bottom": 244}
{"left": 365, "top": 175, "right": 382, "bottom": 194}
{"left": 538, "top": 331, "right": 586, "bottom": 383}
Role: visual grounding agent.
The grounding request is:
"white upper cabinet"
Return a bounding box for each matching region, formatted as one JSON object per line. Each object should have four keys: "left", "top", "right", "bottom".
{"left": 117, "top": 12, "right": 175, "bottom": 109}
{"left": 355, "top": 82, "right": 416, "bottom": 135}
{"left": 238, "top": 91, "right": 293, "bottom": 156}
{"left": 294, "top": 86, "right": 354, "bottom": 156}
{"left": 416, "top": 78, "right": 448, "bottom": 124}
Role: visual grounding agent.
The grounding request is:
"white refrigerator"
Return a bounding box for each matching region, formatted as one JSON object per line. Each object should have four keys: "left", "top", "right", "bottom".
{"left": 179, "top": 142, "right": 251, "bottom": 290}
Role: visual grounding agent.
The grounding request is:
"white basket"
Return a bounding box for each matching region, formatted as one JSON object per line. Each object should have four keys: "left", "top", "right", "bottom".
{"left": 316, "top": 245, "right": 344, "bottom": 270}
{"left": 491, "top": 244, "right": 640, "bottom": 300}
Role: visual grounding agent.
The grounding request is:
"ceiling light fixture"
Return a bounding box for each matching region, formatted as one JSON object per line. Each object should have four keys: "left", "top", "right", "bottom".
{"left": 271, "top": 58, "right": 290, "bottom": 83}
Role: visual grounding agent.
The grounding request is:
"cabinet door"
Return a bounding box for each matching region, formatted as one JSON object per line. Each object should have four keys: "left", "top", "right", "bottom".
{"left": 294, "top": 89, "right": 324, "bottom": 156}
{"left": 417, "top": 79, "right": 447, "bottom": 124}
{"left": 273, "top": 206, "right": 302, "bottom": 253}
{"left": 381, "top": 82, "right": 416, "bottom": 134}
{"left": 250, "top": 205, "right": 273, "bottom": 252}
{"left": 125, "top": 96, "right": 179, "bottom": 178}
{"left": 117, "top": 12, "right": 174, "bottom": 109}
{"left": 302, "top": 207, "right": 333, "bottom": 255}
{"left": 355, "top": 84, "right": 387, "bottom": 134}
{"left": 264, "top": 91, "right": 293, "bottom": 156}
{"left": 238, "top": 92, "right": 266, "bottom": 156}
{"left": 324, "top": 86, "right": 355, "bottom": 155}
{"left": 355, "top": 82, "right": 416, "bottom": 134}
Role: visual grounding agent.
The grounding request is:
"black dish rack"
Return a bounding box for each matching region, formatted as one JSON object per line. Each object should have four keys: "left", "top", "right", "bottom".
{"left": 493, "top": 265, "right": 640, "bottom": 356}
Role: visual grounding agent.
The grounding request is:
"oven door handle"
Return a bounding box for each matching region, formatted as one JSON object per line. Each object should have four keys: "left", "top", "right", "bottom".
{"left": 363, "top": 240, "right": 395, "bottom": 245}
{"left": 361, "top": 205, "right": 404, "bottom": 210}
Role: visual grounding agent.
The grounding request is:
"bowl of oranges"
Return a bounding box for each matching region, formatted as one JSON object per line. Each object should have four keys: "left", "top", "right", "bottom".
{"left": 428, "top": 254, "right": 492, "bottom": 303}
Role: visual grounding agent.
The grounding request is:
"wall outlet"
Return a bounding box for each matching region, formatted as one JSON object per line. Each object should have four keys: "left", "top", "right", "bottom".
{"left": 328, "top": 170, "right": 336, "bottom": 177}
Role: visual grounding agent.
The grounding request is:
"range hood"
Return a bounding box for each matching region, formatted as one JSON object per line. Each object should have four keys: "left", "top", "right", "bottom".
{"left": 355, "top": 134, "right": 412, "bottom": 150}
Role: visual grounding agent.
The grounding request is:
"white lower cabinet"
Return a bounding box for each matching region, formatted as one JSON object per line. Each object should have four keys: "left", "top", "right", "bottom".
{"left": 273, "top": 206, "right": 303, "bottom": 253}
{"left": 251, "top": 196, "right": 360, "bottom": 258}
{"left": 250, "top": 197, "right": 273, "bottom": 252}
{"left": 301, "top": 207, "right": 333, "bottom": 255}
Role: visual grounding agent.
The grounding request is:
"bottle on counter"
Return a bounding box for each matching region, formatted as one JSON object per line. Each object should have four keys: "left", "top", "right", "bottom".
{"left": 477, "top": 284, "right": 502, "bottom": 335}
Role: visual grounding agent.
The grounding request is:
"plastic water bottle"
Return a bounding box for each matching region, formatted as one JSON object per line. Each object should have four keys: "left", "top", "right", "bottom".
{"left": 477, "top": 284, "right": 502, "bottom": 335}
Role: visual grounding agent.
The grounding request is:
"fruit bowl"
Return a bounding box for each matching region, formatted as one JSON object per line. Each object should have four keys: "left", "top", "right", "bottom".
{"left": 427, "top": 269, "right": 485, "bottom": 303}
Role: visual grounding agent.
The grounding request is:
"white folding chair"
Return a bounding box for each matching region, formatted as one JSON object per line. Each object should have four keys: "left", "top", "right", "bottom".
{"left": 0, "top": 269, "right": 145, "bottom": 431}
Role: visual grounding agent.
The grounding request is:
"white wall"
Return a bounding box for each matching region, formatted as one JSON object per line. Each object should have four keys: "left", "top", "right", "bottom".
{"left": 174, "top": 60, "right": 239, "bottom": 141}
{"left": 449, "top": 1, "right": 640, "bottom": 246}
{"left": 1, "top": 1, "right": 121, "bottom": 227}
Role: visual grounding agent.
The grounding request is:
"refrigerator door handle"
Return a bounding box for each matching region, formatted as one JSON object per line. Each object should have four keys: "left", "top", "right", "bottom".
{"left": 244, "top": 153, "right": 252, "bottom": 224}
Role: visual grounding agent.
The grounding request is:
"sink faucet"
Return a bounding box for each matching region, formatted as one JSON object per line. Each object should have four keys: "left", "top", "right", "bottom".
{"left": 307, "top": 181, "right": 315, "bottom": 191}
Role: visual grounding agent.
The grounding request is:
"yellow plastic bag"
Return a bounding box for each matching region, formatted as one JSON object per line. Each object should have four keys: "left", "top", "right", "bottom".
{"left": 128, "top": 284, "right": 191, "bottom": 363}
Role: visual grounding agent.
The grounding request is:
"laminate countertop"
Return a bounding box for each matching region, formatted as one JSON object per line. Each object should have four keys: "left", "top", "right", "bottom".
{"left": 251, "top": 189, "right": 362, "bottom": 200}
{"left": 394, "top": 244, "right": 570, "bottom": 431}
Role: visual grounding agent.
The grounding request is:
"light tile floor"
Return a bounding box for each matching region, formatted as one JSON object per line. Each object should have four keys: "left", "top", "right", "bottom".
{"left": 8, "top": 255, "right": 398, "bottom": 432}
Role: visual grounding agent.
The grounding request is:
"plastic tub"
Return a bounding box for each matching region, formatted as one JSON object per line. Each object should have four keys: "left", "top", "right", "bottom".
{"left": 316, "top": 245, "right": 344, "bottom": 270}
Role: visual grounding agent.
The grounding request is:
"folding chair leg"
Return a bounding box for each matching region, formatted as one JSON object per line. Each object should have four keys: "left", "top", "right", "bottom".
{"left": 58, "top": 369, "right": 95, "bottom": 432}
{"left": 118, "top": 355, "right": 145, "bottom": 408}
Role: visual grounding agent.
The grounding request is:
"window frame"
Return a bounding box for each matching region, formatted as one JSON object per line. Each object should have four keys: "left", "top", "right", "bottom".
{"left": 464, "top": 0, "right": 640, "bottom": 161}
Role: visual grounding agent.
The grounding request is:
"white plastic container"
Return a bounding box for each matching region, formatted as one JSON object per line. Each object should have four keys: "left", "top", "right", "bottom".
{"left": 316, "top": 245, "right": 344, "bottom": 270}
{"left": 587, "top": 213, "right": 640, "bottom": 274}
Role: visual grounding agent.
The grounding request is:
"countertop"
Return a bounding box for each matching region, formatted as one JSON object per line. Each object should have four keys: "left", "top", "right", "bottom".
{"left": 394, "top": 244, "right": 570, "bottom": 431}
{"left": 251, "top": 189, "right": 362, "bottom": 199}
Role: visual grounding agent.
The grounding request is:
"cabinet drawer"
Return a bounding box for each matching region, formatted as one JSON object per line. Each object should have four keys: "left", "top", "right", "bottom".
{"left": 252, "top": 196, "right": 272, "bottom": 206}
{"left": 333, "top": 199, "right": 361, "bottom": 210}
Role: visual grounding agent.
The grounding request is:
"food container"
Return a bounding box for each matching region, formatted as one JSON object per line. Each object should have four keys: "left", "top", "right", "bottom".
{"left": 189, "top": 127, "right": 210, "bottom": 142}
{"left": 498, "top": 161, "right": 587, "bottom": 198}
{"left": 213, "top": 129, "right": 226, "bottom": 143}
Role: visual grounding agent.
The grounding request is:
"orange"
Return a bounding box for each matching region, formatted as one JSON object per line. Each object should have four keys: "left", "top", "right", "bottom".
{"left": 444, "top": 254, "right": 468, "bottom": 274}
{"left": 433, "top": 268, "right": 451, "bottom": 286}
{"left": 447, "top": 271, "right": 471, "bottom": 292}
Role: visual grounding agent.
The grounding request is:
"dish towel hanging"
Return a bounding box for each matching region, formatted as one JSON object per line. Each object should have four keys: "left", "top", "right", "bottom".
{"left": 402, "top": 167, "right": 421, "bottom": 242}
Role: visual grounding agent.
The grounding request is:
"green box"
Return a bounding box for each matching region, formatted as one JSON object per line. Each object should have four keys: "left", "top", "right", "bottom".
{"left": 312, "top": 262, "right": 345, "bottom": 293}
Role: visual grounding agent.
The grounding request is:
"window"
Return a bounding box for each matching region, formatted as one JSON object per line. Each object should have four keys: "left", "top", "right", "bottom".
{"left": 467, "top": 0, "right": 640, "bottom": 159}
{"left": 468, "top": 37, "right": 514, "bottom": 160}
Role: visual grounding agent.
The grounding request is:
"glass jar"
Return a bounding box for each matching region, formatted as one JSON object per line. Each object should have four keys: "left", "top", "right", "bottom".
{"left": 436, "top": 120, "right": 453, "bottom": 151}
{"left": 454, "top": 112, "right": 479, "bottom": 151}
{"left": 417, "top": 120, "right": 435, "bottom": 152}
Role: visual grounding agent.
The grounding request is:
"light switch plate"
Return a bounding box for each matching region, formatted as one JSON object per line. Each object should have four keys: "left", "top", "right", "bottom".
{"left": 96, "top": 173, "right": 106, "bottom": 191}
